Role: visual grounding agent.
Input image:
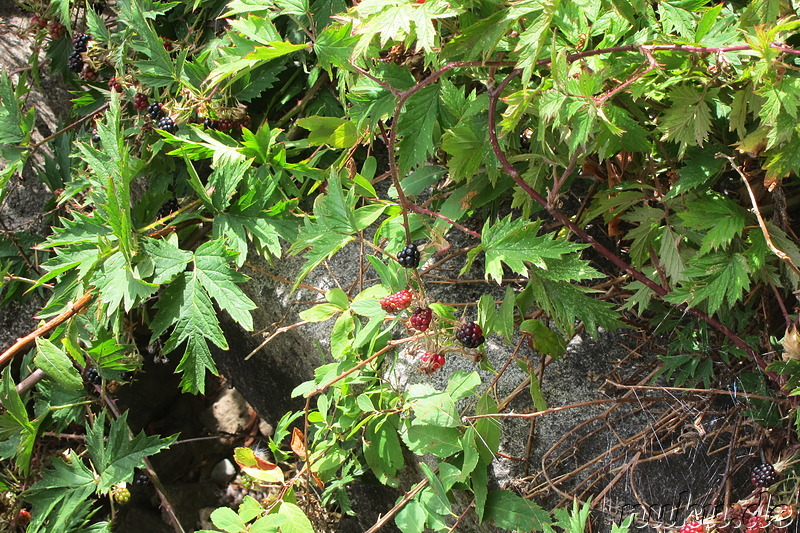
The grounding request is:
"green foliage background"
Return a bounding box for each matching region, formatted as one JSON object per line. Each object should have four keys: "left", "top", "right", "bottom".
{"left": 1, "top": 0, "right": 800, "bottom": 530}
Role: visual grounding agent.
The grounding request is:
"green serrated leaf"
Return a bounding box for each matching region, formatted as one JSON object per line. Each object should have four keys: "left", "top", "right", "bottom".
{"left": 85, "top": 411, "right": 176, "bottom": 493}
{"left": 34, "top": 338, "right": 83, "bottom": 391}
{"left": 483, "top": 490, "right": 551, "bottom": 531}
{"left": 482, "top": 216, "right": 585, "bottom": 283}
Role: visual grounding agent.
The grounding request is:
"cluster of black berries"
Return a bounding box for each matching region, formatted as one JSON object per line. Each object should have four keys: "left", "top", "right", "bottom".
{"left": 85, "top": 366, "right": 102, "bottom": 386}
{"left": 147, "top": 102, "right": 164, "bottom": 120}
{"left": 158, "top": 197, "right": 180, "bottom": 218}
{"left": 67, "top": 33, "right": 91, "bottom": 73}
{"left": 751, "top": 463, "right": 780, "bottom": 488}
{"left": 157, "top": 116, "right": 178, "bottom": 133}
{"left": 397, "top": 243, "right": 420, "bottom": 268}
{"left": 456, "top": 322, "right": 485, "bottom": 348}
{"left": 73, "top": 32, "right": 90, "bottom": 52}
{"left": 67, "top": 50, "right": 83, "bottom": 73}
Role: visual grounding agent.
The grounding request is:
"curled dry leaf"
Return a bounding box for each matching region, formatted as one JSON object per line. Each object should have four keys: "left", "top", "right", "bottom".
{"left": 781, "top": 318, "right": 800, "bottom": 361}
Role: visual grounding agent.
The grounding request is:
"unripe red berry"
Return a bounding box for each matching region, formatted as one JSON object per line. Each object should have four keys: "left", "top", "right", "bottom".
{"left": 380, "top": 289, "right": 412, "bottom": 312}
{"left": 419, "top": 352, "right": 445, "bottom": 374}
{"left": 679, "top": 520, "right": 704, "bottom": 533}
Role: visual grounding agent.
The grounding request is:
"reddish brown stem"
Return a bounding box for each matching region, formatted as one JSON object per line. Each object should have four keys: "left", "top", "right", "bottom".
{"left": 0, "top": 291, "right": 94, "bottom": 370}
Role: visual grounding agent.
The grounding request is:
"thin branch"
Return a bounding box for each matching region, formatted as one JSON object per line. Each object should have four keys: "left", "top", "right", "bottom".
{"left": 364, "top": 477, "right": 429, "bottom": 533}
{"left": 28, "top": 102, "right": 110, "bottom": 156}
{"left": 0, "top": 291, "right": 94, "bottom": 370}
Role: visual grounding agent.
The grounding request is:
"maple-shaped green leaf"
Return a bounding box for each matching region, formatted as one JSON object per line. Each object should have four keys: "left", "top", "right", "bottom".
{"left": 351, "top": 0, "right": 460, "bottom": 56}
{"left": 194, "top": 239, "right": 256, "bottom": 330}
{"left": 91, "top": 251, "right": 159, "bottom": 314}
{"left": 677, "top": 195, "right": 746, "bottom": 256}
{"left": 214, "top": 213, "right": 284, "bottom": 267}
{"left": 664, "top": 148, "right": 726, "bottom": 200}
{"left": 141, "top": 235, "right": 192, "bottom": 284}
{"left": 659, "top": 85, "right": 714, "bottom": 158}
{"left": 85, "top": 411, "right": 176, "bottom": 493}
{"left": 209, "top": 156, "right": 252, "bottom": 212}
{"left": 664, "top": 251, "right": 751, "bottom": 315}
{"left": 397, "top": 84, "right": 440, "bottom": 174}
{"left": 150, "top": 272, "right": 227, "bottom": 394}
{"left": 481, "top": 216, "right": 586, "bottom": 283}
{"left": 526, "top": 272, "right": 624, "bottom": 337}
{"left": 314, "top": 22, "right": 358, "bottom": 73}
{"left": 23, "top": 452, "right": 97, "bottom": 533}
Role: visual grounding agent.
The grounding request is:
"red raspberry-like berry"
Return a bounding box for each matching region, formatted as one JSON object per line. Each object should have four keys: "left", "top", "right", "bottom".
{"left": 133, "top": 92, "right": 149, "bottom": 111}
{"left": 456, "top": 321, "right": 485, "bottom": 348}
{"left": 419, "top": 352, "right": 445, "bottom": 374}
{"left": 750, "top": 463, "right": 779, "bottom": 488}
{"left": 17, "top": 509, "right": 31, "bottom": 524}
{"left": 380, "top": 290, "right": 412, "bottom": 313}
{"left": 745, "top": 515, "right": 767, "bottom": 533}
{"left": 409, "top": 307, "right": 432, "bottom": 331}
{"left": 679, "top": 520, "right": 705, "bottom": 533}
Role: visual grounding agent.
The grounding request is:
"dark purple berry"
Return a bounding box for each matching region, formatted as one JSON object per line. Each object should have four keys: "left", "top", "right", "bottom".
{"left": 409, "top": 307, "right": 432, "bottom": 331}
{"left": 133, "top": 92, "right": 149, "bottom": 111}
{"left": 456, "top": 321, "right": 485, "bottom": 348}
{"left": 750, "top": 463, "right": 779, "bottom": 488}
{"left": 397, "top": 243, "right": 420, "bottom": 268}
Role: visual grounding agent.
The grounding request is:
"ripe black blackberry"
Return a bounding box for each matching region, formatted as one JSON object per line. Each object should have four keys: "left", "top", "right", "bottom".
{"left": 120, "top": 370, "right": 134, "bottom": 382}
{"left": 456, "top": 321, "right": 485, "bottom": 348}
{"left": 91, "top": 129, "right": 100, "bottom": 143}
{"left": 133, "top": 470, "right": 151, "bottom": 487}
{"left": 85, "top": 366, "right": 102, "bottom": 385}
{"left": 72, "top": 33, "right": 91, "bottom": 52}
{"left": 133, "top": 92, "right": 149, "bottom": 111}
{"left": 67, "top": 50, "right": 84, "bottom": 73}
{"left": 750, "top": 463, "right": 779, "bottom": 488}
{"left": 397, "top": 243, "right": 420, "bottom": 268}
{"left": 158, "top": 197, "right": 179, "bottom": 218}
{"left": 157, "top": 116, "right": 178, "bottom": 133}
{"left": 203, "top": 117, "right": 217, "bottom": 130}
{"left": 147, "top": 102, "right": 164, "bottom": 120}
